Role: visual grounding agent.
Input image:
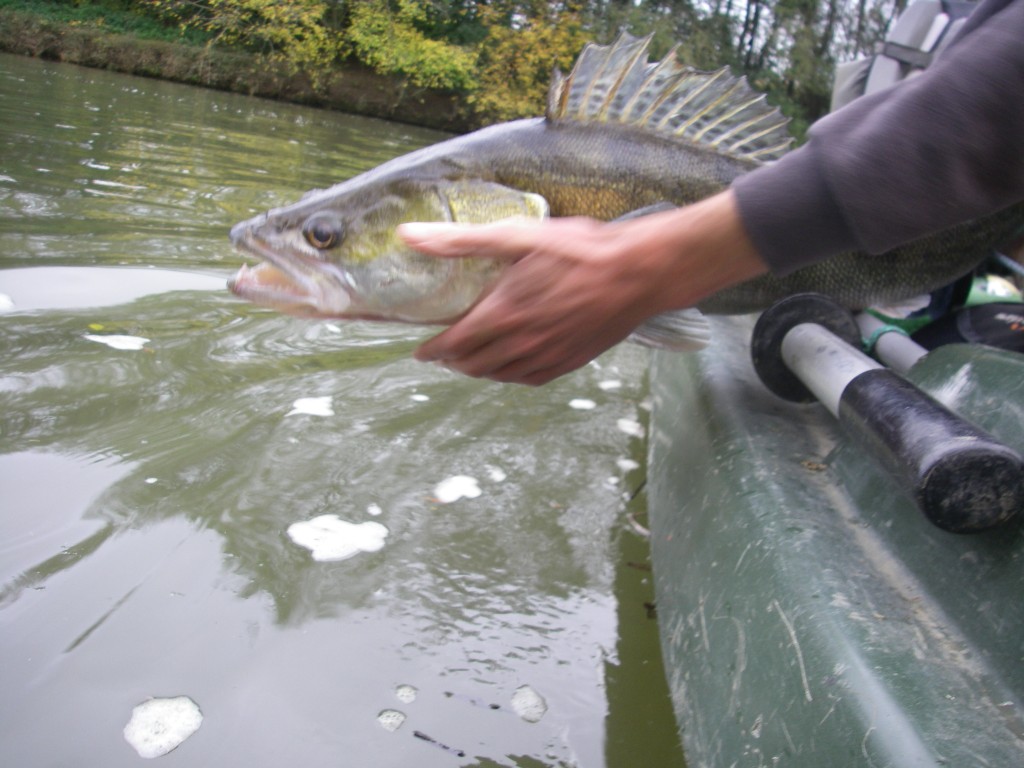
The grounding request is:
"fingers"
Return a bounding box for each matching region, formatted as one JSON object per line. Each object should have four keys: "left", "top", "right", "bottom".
{"left": 485, "top": 349, "right": 596, "bottom": 386}
{"left": 401, "top": 215, "right": 639, "bottom": 385}
{"left": 415, "top": 295, "right": 632, "bottom": 386}
{"left": 415, "top": 302, "right": 540, "bottom": 376}
{"left": 413, "top": 322, "right": 491, "bottom": 366}
{"left": 414, "top": 304, "right": 560, "bottom": 383}
{"left": 419, "top": 339, "right": 587, "bottom": 386}
{"left": 397, "top": 219, "right": 549, "bottom": 261}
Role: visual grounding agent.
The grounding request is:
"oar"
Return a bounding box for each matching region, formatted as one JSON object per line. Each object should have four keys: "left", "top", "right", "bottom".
{"left": 750, "top": 293, "right": 1023, "bottom": 533}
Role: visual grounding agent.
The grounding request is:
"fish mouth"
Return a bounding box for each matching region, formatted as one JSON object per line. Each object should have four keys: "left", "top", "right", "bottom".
{"left": 227, "top": 220, "right": 351, "bottom": 316}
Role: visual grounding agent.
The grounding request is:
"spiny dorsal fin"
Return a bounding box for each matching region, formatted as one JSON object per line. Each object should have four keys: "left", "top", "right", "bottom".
{"left": 546, "top": 33, "right": 793, "bottom": 163}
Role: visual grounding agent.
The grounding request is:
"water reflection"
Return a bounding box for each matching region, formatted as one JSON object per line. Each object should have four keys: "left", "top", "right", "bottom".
{"left": 0, "top": 266, "right": 224, "bottom": 311}
{"left": 0, "top": 53, "right": 680, "bottom": 767}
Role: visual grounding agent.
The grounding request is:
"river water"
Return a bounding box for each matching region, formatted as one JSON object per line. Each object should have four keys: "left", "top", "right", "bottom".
{"left": 0, "top": 54, "right": 684, "bottom": 767}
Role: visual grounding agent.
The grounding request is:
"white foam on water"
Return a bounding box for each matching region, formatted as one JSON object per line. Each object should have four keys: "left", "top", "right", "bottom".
{"left": 510, "top": 685, "right": 547, "bottom": 723}
{"left": 84, "top": 334, "right": 149, "bottom": 351}
{"left": 395, "top": 684, "right": 418, "bottom": 704}
{"left": 616, "top": 458, "right": 640, "bottom": 472}
{"left": 568, "top": 398, "right": 597, "bottom": 410}
{"left": 616, "top": 419, "right": 645, "bottom": 438}
{"left": 410, "top": 393, "right": 430, "bottom": 402}
{"left": 0, "top": 293, "right": 14, "bottom": 312}
{"left": 287, "top": 396, "right": 333, "bottom": 417}
{"left": 433, "top": 475, "right": 481, "bottom": 503}
{"left": 286, "top": 515, "right": 388, "bottom": 562}
{"left": 486, "top": 465, "right": 507, "bottom": 483}
{"left": 122, "top": 696, "right": 203, "bottom": 759}
{"left": 366, "top": 503, "right": 383, "bottom": 517}
{"left": 376, "top": 709, "right": 406, "bottom": 732}
{"left": 598, "top": 380, "right": 622, "bottom": 391}
{"left": 145, "top": 477, "right": 158, "bottom": 484}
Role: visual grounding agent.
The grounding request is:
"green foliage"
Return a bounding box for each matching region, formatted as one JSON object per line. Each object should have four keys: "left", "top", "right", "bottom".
{"left": 150, "top": 0, "right": 339, "bottom": 78}
{"left": 344, "top": 0, "right": 478, "bottom": 91}
{"left": 469, "top": 1, "right": 589, "bottom": 122}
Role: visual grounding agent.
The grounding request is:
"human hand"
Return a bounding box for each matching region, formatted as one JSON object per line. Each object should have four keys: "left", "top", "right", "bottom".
{"left": 398, "top": 191, "right": 767, "bottom": 386}
{"left": 398, "top": 216, "right": 656, "bottom": 385}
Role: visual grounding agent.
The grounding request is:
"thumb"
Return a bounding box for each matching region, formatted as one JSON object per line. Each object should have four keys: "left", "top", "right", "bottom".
{"left": 397, "top": 218, "right": 546, "bottom": 260}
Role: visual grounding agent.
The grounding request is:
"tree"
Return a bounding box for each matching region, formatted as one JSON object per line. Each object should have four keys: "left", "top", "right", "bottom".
{"left": 470, "top": 1, "right": 590, "bottom": 121}
{"left": 343, "top": 0, "right": 478, "bottom": 90}
{"left": 151, "top": 0, "right": 339, "bottom": 78}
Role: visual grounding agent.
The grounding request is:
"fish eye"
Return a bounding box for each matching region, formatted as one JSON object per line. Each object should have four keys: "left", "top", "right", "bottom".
{"left": 302, "top": 212, "right": 344, "bottom": 250}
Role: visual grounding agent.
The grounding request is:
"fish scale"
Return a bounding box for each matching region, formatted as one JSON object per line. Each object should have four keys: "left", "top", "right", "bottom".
{"left": 229, "top": 33, "right": 1024, "bottom": 345}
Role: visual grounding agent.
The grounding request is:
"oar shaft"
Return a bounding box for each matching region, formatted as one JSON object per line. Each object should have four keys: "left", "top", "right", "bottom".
{"left": 752, "top": 293, "right": 1024, "bottom": 533}
{"left": 780, "top": 322, "right": 879, "bottom": 417}
{"left": 855, "top": 312, "right": 928, "bottom": 374}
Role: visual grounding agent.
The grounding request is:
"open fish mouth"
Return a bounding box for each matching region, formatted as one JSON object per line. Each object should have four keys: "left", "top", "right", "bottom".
{"left": 228, "top": 262, "right": 315, "bottom": 308}
{"left": 227, "top": 222, "right": 352, "bottom": 316}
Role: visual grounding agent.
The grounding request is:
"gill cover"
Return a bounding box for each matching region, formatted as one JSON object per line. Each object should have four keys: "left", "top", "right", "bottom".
{"left": 327, "top": 179, "right": 552, "bottom": 322}
{"left": 440, "top": 180, "right": 550, "bottom": 223}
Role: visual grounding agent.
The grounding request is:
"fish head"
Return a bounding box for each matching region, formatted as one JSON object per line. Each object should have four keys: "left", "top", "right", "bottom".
{"left": 228, "top": 176, "right": 548, "bottom": 323}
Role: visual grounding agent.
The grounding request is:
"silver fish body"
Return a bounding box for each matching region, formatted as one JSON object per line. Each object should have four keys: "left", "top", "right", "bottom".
{"left": 229, "top": 34, "right": 1024, "bottom": 333}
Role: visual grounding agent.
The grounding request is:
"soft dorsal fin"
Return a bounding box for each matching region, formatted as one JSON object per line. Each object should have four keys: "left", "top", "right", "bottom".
{"left": 547, "top": 33, "right": 793, "bottom": 163}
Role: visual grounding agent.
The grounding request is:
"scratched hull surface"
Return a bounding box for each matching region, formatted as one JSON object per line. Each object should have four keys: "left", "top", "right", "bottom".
{"left": 648, "top": 318, "right": 1024, "bottom": 766}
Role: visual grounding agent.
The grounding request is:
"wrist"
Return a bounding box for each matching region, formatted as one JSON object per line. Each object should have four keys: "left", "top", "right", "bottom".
{"left": 614, "top": 190, "right": 769, "bottom": 313}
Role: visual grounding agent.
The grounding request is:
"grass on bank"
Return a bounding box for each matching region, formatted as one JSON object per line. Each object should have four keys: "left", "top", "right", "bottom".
{"left": 0, "top": 0, "right": 209, "bottom": 44}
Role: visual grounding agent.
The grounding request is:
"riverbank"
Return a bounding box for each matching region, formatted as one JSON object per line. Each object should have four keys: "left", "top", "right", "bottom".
{"left": 0, "top": 7, "right": 474, "bottom": 133}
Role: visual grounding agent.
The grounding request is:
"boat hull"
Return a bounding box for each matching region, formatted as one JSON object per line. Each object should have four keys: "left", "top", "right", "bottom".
{"left": 648, "top": 315, "right": 1024, "bottom": 766}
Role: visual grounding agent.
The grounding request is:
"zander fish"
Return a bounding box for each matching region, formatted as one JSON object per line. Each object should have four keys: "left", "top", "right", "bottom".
{"left": 228, "top": 33, "right": 1024, "bottom": 350}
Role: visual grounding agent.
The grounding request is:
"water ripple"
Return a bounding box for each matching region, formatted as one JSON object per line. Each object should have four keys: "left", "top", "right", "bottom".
{"left": 0, "top": 52, "right": 663, "bottom": 768}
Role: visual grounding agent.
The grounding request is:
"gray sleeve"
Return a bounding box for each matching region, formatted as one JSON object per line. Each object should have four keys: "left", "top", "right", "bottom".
{"left": 732, "top": 0, "right": 1024, "bottom": 276}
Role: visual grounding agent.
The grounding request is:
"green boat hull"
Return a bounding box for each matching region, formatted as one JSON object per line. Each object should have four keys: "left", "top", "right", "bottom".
{"left": 648, "top": 316, "right": 1024, "bottom": 766}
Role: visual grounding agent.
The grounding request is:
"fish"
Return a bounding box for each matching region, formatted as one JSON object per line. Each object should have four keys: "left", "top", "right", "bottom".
{"left": 228, "top": 33, "right": 1024, "bottom": 350}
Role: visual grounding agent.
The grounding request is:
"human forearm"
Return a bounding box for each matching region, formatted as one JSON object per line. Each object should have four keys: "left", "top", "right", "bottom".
{"left": 734, "top": 0, "right": 1024, "bottom": 275}
{"left": 628, "top": 190, "right": 769, "bottom": 313}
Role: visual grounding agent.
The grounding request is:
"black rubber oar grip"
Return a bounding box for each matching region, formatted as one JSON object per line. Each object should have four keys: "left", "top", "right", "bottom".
{"left": 838, "top": 368, "right": 1024, "bottom": 533}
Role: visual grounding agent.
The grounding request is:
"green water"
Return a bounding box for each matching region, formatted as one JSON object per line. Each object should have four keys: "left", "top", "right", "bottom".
{"left": 0, "top": 54, "right": 684, "bottom": 766}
